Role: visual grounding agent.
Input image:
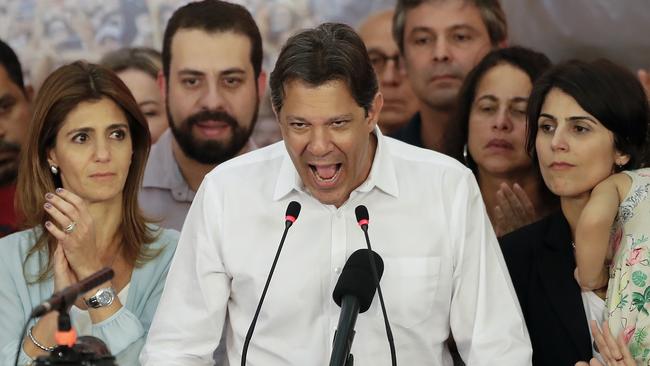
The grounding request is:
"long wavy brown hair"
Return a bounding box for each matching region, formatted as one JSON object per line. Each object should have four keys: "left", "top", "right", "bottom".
{"left": 17, "top": 61, "right": 158, "bottom": 282}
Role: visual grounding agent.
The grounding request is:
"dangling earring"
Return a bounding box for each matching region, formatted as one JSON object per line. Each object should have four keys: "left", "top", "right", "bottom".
{"left": 50, "top": 165, "right": 59, "bottom": 175}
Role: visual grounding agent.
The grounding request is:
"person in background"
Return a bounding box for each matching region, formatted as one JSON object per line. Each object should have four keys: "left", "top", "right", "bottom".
{"left": 0, "top": 61, "right": 178, "bottom": 365}
{"left": 500, "top": 59, "right": 648, "bottom": 366}
{"left": 0, "top": 38, "right": 32, "bottom": 237}
{"left": 358, "top": 9, "right": 419, "bottom": 136}
{"left": 138, "top": 0, "right": 265, "bottom": 231}
{"left": 391, "top": 0, "right": 507, "bottom": 160}
{"left": 101, "top": 47, "right": 168, "bottom": 143}
{"left": 457, "top": 46, "right": 557, "bottom": 237}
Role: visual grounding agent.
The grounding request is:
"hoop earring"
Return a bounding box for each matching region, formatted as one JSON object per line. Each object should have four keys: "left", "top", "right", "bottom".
{"left": 50, "top": 165, "right": 59, "bottom": 175}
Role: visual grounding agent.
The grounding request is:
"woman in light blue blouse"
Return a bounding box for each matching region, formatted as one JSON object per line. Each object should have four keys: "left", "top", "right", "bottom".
{"left": 0, "top": 61, "right": 178, "bottom": 365}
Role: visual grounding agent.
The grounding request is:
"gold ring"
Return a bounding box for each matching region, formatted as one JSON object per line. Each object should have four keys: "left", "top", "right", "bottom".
{"left": 64, "top": 222, "right": 76, "bottom": 234}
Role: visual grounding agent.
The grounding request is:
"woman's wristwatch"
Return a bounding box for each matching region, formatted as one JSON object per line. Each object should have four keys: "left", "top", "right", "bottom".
{"left": 84, "top": 287, "right": 116, "bottom": 308}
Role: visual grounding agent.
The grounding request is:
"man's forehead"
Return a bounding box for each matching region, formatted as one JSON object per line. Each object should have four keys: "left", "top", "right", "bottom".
{"left": 359, "top": 13, "right": 396, "bottom": 53}
{"left": 405, "top": 0, "right": 486, "bottom": 32}
{"left": 170, "top": 28, "right": 254, "bottom": 73}
{"left": 281, "top": 79, "right": 364, "bottom": 119}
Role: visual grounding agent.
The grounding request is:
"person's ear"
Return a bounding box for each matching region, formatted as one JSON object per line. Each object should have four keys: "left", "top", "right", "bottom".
{"left": 615, "top": 151, "right": 631, "bottom": 167}
{"left": 366, "top": 92, "right": 383, "bottom": 132}
{"left": 256, "top": 70, "right": 267, "bottom": 99}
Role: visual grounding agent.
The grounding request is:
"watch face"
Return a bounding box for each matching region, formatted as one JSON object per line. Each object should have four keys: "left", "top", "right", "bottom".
{"left": 96, "top": 288, "right": 115, "bottom": 306}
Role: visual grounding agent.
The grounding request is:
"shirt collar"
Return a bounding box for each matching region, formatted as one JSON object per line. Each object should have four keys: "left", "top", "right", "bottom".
{"left": 272, "top": 127, "right": 399, "bottom": 201}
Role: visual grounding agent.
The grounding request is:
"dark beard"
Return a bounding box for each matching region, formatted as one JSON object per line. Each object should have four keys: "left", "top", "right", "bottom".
{"left": 167, "top": 103, "right": 258, "bottom": 165}
{"left": 0, "top": 140, "right": 21, "bottom": 186}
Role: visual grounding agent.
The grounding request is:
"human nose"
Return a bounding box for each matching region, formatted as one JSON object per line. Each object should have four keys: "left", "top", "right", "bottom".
{"left": 199, "top": 80, "right": 226, "bottom": 111}
{"left": 380, "top": 58, "right": 399, "bottom": 85}
{"left": 306, "top": 127, "right": 333, "bottom": 157}
{"left": 492, "top": 107, "right": 512, "bottom": 131}
{"left": 432, "top": 38, "right": 450, "bottom": 62}
{"left": 94, "top": 139, "right": 111, "bottom": 162}
{"left": 550, "top": 126, "right": 569, "bottom": 152}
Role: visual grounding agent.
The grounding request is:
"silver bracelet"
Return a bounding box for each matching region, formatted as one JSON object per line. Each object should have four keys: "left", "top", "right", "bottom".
{"left": 27, "top": 326, "right": 55, "bottom": 352}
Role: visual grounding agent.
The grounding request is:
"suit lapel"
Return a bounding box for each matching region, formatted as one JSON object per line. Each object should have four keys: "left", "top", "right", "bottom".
{"left": 536, "top": 213, "right": 592, "bottom": 358}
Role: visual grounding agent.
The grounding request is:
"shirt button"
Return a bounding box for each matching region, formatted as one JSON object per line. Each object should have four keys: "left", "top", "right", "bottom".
{"left": 334, "top": 266, "right": 342, "bottom": 274}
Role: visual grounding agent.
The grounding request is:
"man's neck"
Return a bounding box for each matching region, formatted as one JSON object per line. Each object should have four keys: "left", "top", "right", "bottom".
{"left": 171, "top": 139, "right": 252, "bottom": 191}
{"left": 418, "top": 104, "right": 461, "bottom": 158}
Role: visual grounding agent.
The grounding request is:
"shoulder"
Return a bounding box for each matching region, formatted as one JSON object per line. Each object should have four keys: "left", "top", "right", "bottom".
{"left": 0, "top": 228, "right": 43, "bottom": 282}
{"left": 384, "top": 136, "right": 471, "bottom": 178}
{"left": 0, "top": 228, "right": 40, "bottom": 260}
{"left": 499, "top": 214, "right": 557, "bottom": 261}
{"left": 205, "top": 141, "right": 286, "bottom": 183}
{"left": 148, "top": 227, "right": 179, "bottom": 252}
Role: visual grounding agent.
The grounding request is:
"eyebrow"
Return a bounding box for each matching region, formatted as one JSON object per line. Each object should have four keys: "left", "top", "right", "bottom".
{"left": 177, "top": 69, "right": 204, "bottom": 77}
{"left": 178, "top": 68, "right": 247, "bottom": 77}
{"left": 65, "top": 123, "right": 129, "bottom": 137}
{"left": 447, "top": 24, "right": 479, "bottom": 34}
{"left": 286, "top": 114, "right": 354, "bottom": 123}
{"left": 0, "top": 93, "right": 16, "bottom": 104}
{"left": 475, "top": 95, "right": 528, "bottom": 103}
{"left": 220, "top": 68, "right": 246, "bottom": 76}
{"left": 538, "top": 113, "right": 599, "bottom": 124}
{"left": 410, "top": 24, "right": 479, "bottom": 35}
{"left": 138, "top": 100, "right": 159, "bottom": 108}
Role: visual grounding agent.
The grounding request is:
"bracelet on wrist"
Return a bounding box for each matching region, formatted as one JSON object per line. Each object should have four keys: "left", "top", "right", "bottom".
{"left": 27, "top": 326, "right": 55, "bottom": 352}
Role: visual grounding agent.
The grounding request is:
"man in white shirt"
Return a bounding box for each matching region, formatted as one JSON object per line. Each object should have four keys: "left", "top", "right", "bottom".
{"left": 141, "top": 22, "right": 531, "bottom": 366}
{"left": 138, "top": 0, "right": 264, "bottom": 230}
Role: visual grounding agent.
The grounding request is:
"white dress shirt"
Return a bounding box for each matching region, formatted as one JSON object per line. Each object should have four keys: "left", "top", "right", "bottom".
{"left": 141, "top": 130, "right": 532, "bottom": 366}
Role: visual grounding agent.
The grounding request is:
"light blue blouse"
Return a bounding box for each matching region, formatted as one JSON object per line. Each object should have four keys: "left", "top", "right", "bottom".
{"left": 0, "top": 226, "right": 178, "bottom": 366}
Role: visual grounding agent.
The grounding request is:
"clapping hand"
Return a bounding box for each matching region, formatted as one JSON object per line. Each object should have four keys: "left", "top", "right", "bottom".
{"left": 44, "top": 188, "right": 102, "bottom": 284}
{"left": 494, "top": 183, "right": 537, "bottom": 237}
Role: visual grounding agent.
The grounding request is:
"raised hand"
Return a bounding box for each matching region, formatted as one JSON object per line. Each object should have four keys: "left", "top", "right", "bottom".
{"left": 43, "top": 188, "right": 102, "bottom": 279}
{"left": 575, "top": 320, "right": 635, "bottom": 366}
{"left": 494, "top": 182, "right": 537, "bottom": 237}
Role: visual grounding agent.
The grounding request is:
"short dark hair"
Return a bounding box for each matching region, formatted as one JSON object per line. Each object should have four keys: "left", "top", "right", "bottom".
{"left": 162, "top": 0, "right": 263, "bottom": 81}
{"left": 526, "top": 59, "right": 650, "bottom": 170}
{"left": 458, "top": 46, "right": 551, "bottom": 172}
{"left": 100, "top": 47, "right": 162, "bottom": 79}
{"left": 269, "top": 22, "right": 378, "bottom": 115}
{"left": 0, "top": 38, "right": 26, "bottom": 93}
{"left": 393, "top": 0, "right": 507, "bottom": 54}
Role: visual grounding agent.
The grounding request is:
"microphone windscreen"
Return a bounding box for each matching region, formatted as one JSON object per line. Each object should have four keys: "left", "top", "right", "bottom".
{"left": 286, "top": 201, "right": 301, "bottom": 221}
{"left": 333, "top": 249, "right": 384, "bottom": 313}
{"left": 78, "top": 267, "right": 115, "bottom": 293}
{"left": 355, "top": 205, "right": 369, "bottom": 223}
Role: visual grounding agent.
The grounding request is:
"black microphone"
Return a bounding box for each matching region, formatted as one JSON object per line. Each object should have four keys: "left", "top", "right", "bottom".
{"left": 330, "top": 249, "right": 384, "bottom": 366}
{"left": 355, "top": 205, "right": 397, "bottom": 366}
{"left": 241, "top": 201, "right": 301, "bottom": 366}
{"left": 30, "top": 267, "right": 115, "bottom": 318}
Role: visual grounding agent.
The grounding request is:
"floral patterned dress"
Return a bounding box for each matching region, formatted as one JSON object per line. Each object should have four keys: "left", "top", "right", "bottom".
{"left": 606, "top": 168, "right": 650, "bottom": 363}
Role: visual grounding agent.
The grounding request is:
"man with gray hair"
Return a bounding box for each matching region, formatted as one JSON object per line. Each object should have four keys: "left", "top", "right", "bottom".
{"left": 142, "top": 22, "right": 530, "bottom": 366}
{"left": 391, "top": 0, "right": 507, "bottom": 161}
{"left": 358, "top": 9, "right": 420, "bottom": 136}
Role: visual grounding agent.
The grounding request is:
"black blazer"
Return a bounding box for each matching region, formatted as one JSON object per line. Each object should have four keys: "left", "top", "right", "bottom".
{"left": 499, "top": 211, "right": 593, "bottom": 366}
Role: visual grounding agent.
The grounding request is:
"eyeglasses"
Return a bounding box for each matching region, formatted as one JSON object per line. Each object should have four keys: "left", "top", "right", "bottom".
{"left": 368, "top": 51, "right": 402, "bottom": 74}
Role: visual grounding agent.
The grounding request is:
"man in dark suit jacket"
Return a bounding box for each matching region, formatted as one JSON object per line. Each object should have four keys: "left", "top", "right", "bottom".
{"left": 499, "top": 211, "right": 594, "bottom": 365}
